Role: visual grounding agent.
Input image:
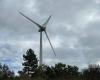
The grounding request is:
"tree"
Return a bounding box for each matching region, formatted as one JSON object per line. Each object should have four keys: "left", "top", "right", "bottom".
{"left": 82, "top": 64, "right": 100, "bottom": 80}
{"left": 53, "top": 63, "right": 67, "bottom": 80}
{"left": 35, "top": 64, "right": 48, "bottom": 80}
{"left": 46, "top": 66, "right": 55, "bottom": 80}
{"left": 0, "top": 64, "right": 14, "bottom": 80}
{"left": 22, "top": 49, "right": 38, "bottom": 78}
{"left": 52, "top": 63, "right": 79, "bottom": 80}
{"left": 67, "top": 65, "right": 79, "bottom": 80}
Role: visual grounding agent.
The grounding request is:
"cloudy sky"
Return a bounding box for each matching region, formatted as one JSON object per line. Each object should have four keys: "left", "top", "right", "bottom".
{"left": 0, "top": 0, "right": 100, "bottom": 73}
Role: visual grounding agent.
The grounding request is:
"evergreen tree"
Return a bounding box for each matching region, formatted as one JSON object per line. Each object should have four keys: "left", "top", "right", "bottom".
{"left": 22, "top": 49, "right": 38, "bottom": 77}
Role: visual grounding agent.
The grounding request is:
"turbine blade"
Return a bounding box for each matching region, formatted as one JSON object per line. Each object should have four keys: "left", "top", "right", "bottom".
{"left": 19, "top": 12, "right": 41, "bottom": 28}
{"left": 42, "top": 15, "right": 52, "bottom": 27}
{"left": 44, "top": 30, "right": 56, "bottom": 56}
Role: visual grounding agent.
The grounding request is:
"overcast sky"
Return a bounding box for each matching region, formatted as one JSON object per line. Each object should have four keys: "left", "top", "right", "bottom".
{"left": 0, "top": 0, "right": 100, "bottom": 73}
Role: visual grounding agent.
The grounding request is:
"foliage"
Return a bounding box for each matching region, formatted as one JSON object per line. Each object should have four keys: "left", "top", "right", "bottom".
{"left": 0, "top": 64, "right": 14, "bottom": 80}
{"left": 22, "top": 49, "right": 38, "bottom": 78}
{"left": 82, "top": 64, "right": 100, "bottom": 80}
{"left": 0, "top": 49, "right": 100, "bottom": 80}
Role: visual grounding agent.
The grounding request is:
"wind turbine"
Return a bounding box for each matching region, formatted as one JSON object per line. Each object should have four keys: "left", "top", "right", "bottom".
{"left": 19, "top": 12, "right": 56, "bottom": 66}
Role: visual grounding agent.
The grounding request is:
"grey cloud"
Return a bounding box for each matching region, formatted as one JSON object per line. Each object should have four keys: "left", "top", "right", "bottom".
{"left": 0, "top": 0, "right": 100, "bottom": 72}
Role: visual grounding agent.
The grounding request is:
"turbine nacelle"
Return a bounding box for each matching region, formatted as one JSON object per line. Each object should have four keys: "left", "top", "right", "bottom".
{"left": 38, "top": 27, "right": 46, "bottom": 32}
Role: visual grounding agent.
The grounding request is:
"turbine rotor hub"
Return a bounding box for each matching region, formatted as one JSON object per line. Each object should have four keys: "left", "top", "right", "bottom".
{"left": 38, "top": 27, "right": 46, "bottom": 32}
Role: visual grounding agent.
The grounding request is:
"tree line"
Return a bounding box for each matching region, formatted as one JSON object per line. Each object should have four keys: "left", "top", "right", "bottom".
{"left": 0, "top": 48, "right": 100, "bottom": 80}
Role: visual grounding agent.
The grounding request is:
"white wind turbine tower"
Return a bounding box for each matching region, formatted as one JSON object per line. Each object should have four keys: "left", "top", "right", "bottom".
{"left": 19, "top": 12, "right": 56, "bottom": 66}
